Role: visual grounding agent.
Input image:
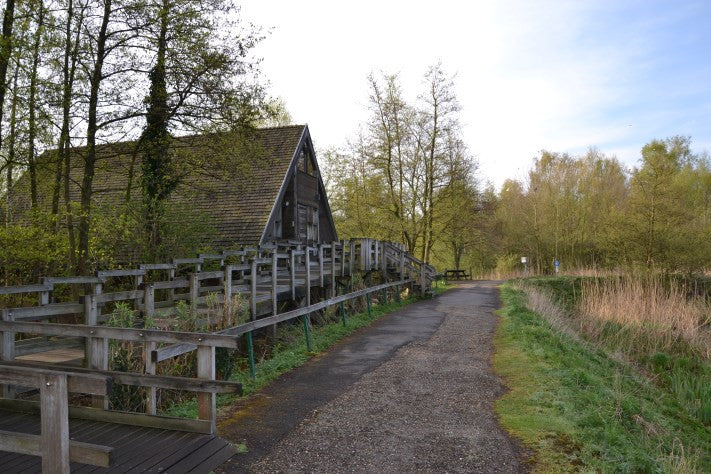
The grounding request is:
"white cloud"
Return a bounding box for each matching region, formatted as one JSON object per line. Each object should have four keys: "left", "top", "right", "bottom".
{"left": 241, "top": 0, "right": 711, "bottom": 187}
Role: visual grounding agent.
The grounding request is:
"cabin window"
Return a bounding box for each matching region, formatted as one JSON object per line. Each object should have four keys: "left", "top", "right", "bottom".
{"left": 297, "top": 147, "right": 316, "bottom": 176}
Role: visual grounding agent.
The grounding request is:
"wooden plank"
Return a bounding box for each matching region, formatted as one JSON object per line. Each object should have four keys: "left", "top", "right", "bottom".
{"left": 0, "top": 399, "right": 213, "bottom": 434}
{"left": 93, "top": 290, "right": 144, "bottom": 304}
{"left": 0, "top": 284, "right": 53, "bottom": 296}
{"left": 0, "top": 364, "right": 110, "bottom": 395}
{"left": 15, "top": 337, "right": 83, "bottom": 357}
{"left": 97, "top": 269, "right": 145, "bottom": 278}
{"left": 194, "top": 270, "right": 224, "bottom": 281}
{"left": 172, "top": 257, "right": 203, "bottom": 264}
{"left": 139, "top": 263, "right": 177, "bottom": 271}
{"left": 151, "top": 279, "right": 189, "bottom": 290}
{"left": 153, "top": 343, "right": 197, "bottom": 362}
{"left": 144, "top": 341, "right": 157, "bottom": 415}
{"left": 16, "top": 347, "right": 84, "bottom": 364}
{"left": 43, "top": 276, "right": 102, "bottom": 285}
{"left": 7, "top": 303, "right": 84, "bottom": 320}
{"left": 4, "top": 360, "right": 241, "bottom": 394}
{"left": 0, "top": 321, "right": 241, "bottom": 348}
{"left": 0, "top": 430, "right": 114, "bottom": 468}
{"left": 221, "top": 280, "right": 406, "bottom": 337}
{"left": 40, "top": 372, "right": 70, "bottom": 473}
{"left": 197, "top": 345, "right": 216, "bottom": 434}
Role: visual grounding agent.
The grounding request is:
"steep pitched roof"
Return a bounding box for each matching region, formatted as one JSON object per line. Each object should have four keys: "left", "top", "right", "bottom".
{"left": 8, "top": 125, "right": 308, "bottom": 248}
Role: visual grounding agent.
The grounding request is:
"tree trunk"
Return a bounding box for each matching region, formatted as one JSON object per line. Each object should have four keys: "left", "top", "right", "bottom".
{"left": 78, "top": 0, "right": 112, "bottom": 274}
{"left": 0, "top": 0, "right": 17, "bottom": 186}
{"left": 27, "top": 1, "right": 45, "bottom": 211}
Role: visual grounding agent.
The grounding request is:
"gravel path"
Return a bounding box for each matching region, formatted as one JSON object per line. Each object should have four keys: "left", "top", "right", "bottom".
{"left": 244, "top": 281, "right": 526, "bottom": 473}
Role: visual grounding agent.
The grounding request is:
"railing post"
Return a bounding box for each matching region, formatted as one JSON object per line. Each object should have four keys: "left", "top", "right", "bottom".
{"left": 420, "top": 264, "right": 426, "bottom": 297}
{"left": 224, "top": 265, "right": 233, "bottom": 325}
{"left": 84, "top": 291, "right": 106, "bottom": 411}
{"left": 318, "top": 244, "right": 324, "bottom": 287}
{"left": 331, "top": 241, "right": 337, "bottom": 298}
{"left": 1, "top": 309, "right": 16, "bottom": 398}
{"left": 289, "top": 250, "right": 296, "bottom": 300}
{"left": 189, "top": 273, "right": 199, "bottom": 311}
{"left": 145, "top": 341, "right": 157, "bottom": 415}
{"left": 250, "top": 259, "right": 257, "bottom": 321}
{"left": 374, "top": 240, "right": 379, "bottom": 271}
{"left": 168, "top": 267, "right": 176, "bottom": 305}
{"left": 271, "top": 251, "right": 278, "bottom": 339}
{"left": 341, "top": 240, "right": 346, "bottom": 277}
{"left": 197, "top": 345, "right": 216, "bottom": 434}
{"left": 400, "top": 247, "right": 405, "bottom": 279}
{"left": 134, "top": 274, "right": 143, "bottom": 311}
{"left": 305, "top": 248, "right": 311, "bottom": 307}
{"left": 302, "top": 315, "right": 312, "bottom": 352}
{"left": 40, "top": 372, "right": 70, "bottom": 474}
{"left": 340, "top": 301, "right": 347, "bottom": 326}
{"left": 246, "top": 331, "right": 256, "bottom": 380}
{"left": 366, "top": 293, "right": 372, "bottom": 316}
{"left": 271, "top": 251, "right": 278, "bottom": 317}
{"left": 143, "top": 283, "right": 155, "bottom": 319}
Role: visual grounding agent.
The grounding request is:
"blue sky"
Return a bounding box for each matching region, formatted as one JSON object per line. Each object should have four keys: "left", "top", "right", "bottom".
{"left": 241, "top": 0, "right": 711, "bottom": 187}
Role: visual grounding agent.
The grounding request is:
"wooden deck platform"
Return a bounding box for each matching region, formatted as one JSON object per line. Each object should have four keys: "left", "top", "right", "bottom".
{"left": 0, "top": 409, "right": 235, "bottom": 473}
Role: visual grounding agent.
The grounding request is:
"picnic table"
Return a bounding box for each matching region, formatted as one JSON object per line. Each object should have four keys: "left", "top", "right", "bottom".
{"left": 444, "top": 269, "right": 470, "bottom": 280}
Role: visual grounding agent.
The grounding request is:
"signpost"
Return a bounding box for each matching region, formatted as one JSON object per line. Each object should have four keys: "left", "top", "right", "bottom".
{"left": 521, "top": 256, "right": 528, "bottom": 275}
{"left": 555, "top": 259, "right": 560, "bottom": 274}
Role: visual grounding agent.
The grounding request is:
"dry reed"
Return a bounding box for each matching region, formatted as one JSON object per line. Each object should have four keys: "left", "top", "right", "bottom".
{"left": 579, "top": 275, "right": 711, "bottom": 358}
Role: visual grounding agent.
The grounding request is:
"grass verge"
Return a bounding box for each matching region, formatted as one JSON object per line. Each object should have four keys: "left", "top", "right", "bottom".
{"left": 494, "top": 283, "right": 710, "bottom": 473}
{"left": 165, "top": 282, "right": 453, "bottom": 418}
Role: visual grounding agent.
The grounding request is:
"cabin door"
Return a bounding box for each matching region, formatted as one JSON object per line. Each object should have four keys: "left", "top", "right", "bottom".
{"left": 297, "top": 204, "right": 319, "bottom": 242}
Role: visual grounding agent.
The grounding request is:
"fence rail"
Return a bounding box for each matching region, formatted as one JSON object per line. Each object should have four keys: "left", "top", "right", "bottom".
{"left": 0, "top": 238, "right": 436, "bottom": 472}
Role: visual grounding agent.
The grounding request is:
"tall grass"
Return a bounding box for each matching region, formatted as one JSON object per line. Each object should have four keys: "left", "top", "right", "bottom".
{"left": 519, "top": 274, "right": 711, "bottom": 427}
{"left": 579, "top": 275, "right": 710, "bottom": 359}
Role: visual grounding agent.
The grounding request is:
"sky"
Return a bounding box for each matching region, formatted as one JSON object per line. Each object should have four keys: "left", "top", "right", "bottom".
{"left": 240, "top": 0, "right": 711, "bottom": 188}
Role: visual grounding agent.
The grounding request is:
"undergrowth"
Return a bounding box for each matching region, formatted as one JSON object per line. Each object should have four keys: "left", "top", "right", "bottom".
{"left": 494, "top": 283, "right": 710, "bottom": 473}
{"left": 164, "top": 282, "right": 452, "bottom": 419}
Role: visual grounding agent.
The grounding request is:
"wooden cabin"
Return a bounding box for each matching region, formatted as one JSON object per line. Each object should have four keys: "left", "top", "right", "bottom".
{"left": 5, "top": 125, "right": 338, "bottom": 254}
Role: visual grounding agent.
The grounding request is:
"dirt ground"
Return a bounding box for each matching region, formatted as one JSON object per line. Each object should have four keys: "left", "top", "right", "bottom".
{"left": 218, "top": 281, "right": 527, "bottom": 473}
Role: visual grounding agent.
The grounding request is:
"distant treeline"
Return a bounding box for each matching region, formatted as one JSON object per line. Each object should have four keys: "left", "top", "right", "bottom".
{"left": 325, "top": 67, "right": 710, "bottom": 274}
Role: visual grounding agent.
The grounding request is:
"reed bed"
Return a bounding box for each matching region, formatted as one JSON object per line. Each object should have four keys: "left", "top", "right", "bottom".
{"left": 578, "top": 275, "right": 711, "bottom": 359}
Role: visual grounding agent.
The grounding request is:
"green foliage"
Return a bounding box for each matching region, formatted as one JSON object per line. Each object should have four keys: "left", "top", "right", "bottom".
{"left": 495, "top": 284, "right": 710, "bottom": 472}
{"left": 0, "top": 217, "right": 68, "bottom": 286}
{"left": 495, "top": 138, "right": 711, "bottom": 273}
{"left": 107, "top": 303, "right": 146, "bottom": 412}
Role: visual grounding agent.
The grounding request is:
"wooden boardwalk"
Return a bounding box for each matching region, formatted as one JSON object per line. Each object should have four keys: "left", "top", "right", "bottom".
{"left": 0, "top": 239, "right": 436, "bottom": 472}
{"left": 0, "top": 409, "right": 234, "bottom": 473}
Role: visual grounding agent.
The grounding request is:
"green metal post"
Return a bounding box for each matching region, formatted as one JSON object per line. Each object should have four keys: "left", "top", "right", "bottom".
{"left": 246, "top": 331, "right": 256, "bottom": 380}
{"left": 303, "top": 314, "right": 312, "bottom": 352}
{"left": 340, "top": 301, "right": 347, "bottom": 326}
{"left": 382, "top": 288, "right": 387, "bottom": 305}
{"left": 395, "top": 285, "right": 401, "bottom": 303}
{"left": 366, "top": 293, "right": 372, "bottom": 316}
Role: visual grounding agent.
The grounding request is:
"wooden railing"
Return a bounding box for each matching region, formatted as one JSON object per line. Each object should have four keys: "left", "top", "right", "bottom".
{"left": 0, "top": 365, "right": 114, "bottom": 472}
{"left": 0, "top": 238, "right": 437, "bottom": 469}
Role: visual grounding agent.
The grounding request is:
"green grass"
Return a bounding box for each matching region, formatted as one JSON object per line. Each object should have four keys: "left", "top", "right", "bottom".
{"left": 494, "top": 283, "right": 710, "bottom": 473}
{"left": 165, "top": 283, "right": 454, "bottom": 419}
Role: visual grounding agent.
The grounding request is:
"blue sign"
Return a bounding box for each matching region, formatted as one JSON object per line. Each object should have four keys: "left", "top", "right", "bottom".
{"left": 555, "top": 260, "right": 559, "bottom": 267}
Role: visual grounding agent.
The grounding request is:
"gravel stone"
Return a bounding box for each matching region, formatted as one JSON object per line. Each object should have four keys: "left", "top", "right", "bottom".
{"left": 242, "top": 281, "right": 527, "bottom": 473}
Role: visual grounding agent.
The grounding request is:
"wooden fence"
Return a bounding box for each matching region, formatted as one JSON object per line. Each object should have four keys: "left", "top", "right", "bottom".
{"left": 0, "top": 238, "right": 436, "bottom": 472}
